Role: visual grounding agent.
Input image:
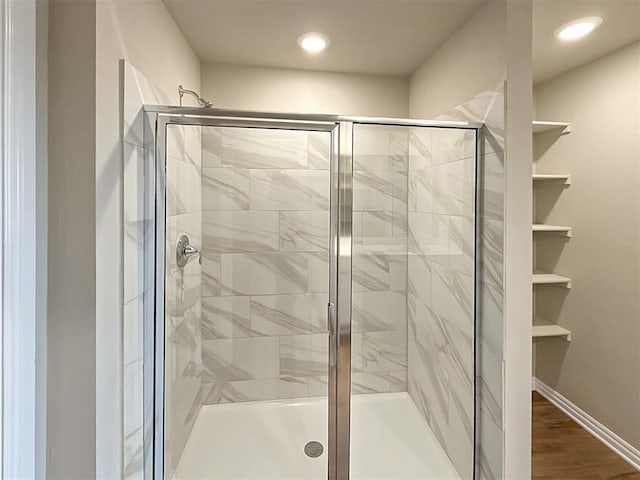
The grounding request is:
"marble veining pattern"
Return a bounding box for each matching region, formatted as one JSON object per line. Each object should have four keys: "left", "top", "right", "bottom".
{"left": 202, "top": 211, "right": 279, "bottom": 253}
{"left": 352, "top": 248, "right": 391, "bottom": 292}
{"left": 434, "top": 84, "right": 506, "bottom": 480}
{"left": 127, "top": 61, "right": 207, "bottom": 478}
{"left": 201, "top": 128, "right": 334, "bottom": 402}
{"left": 202, "top": 167, "right": 250, "bottom": 210}
{"left": 220, "top": 252, "right": 309, "bottom": 296}
{"left": 221, "top": 128, "right": 308, "bottom": 169}
{"left": 201, "top": 296, "right": 252, "bottom": 340}
{"left": 350, "top": 124, "right": 410, "bottom": 394}
{"left": 406, "top": 124, "right": 477, "bottom": 480}
{"left": 279, "top": 211, "right": 329, "bottom": 252}
{"left": 124, "top": 62, "right": 181, "bottom": 480}
{"left": 201, "top": 125, "right": 412, "bottom": 401}
{"left": 308, "top": 131, "right": 331, "bottom": 170}
{"left": 164, "top": 158, "right": 203, "bottom": 477}
{"left": 280, "top": 334, "right": 328, "bottom": 377}
{"left": 249, "top": 170, "right": 330, "bottom": 211}
{"left": 250, "top": 294, "right": 326, "bottom": 336}
{"left": 201, "top": 128, "right": 221, "bottom": 167}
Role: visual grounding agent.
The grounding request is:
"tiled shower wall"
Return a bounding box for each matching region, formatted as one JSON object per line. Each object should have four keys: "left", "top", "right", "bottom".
{"left": 406, "top": 127, "right": 476, "bottom": 480}
{"left": 198, "top": 127, "right": 333, "bottom": 403}
{"left": 351, "top": 125, "right": 409, "bottom": 393}
{"left": 123, "top": 64, "right": 204, "bottom": 479}
{"left": 164, "top": 125, "right": 203, "bottom": 476}
{"left": 198, "top": 125, "right": 410, "bottom": 402}
{"left": 123, "top": 62, "right": 171, "bottom": 479}
{"left": 441, "top": 86, "right": 506, "bottom": 480}
{"left": 403, "top": 86, "right": 506, "bottom": 480}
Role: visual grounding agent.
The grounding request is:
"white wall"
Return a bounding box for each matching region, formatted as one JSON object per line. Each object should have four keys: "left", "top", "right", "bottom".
{"left": 409, "top": 0, "right": 506, "bottom": 119}
{"left": 47, "top": 0, "right": 96, "bottom": 477}
{"left": 46, "top": 0, "right": 200, "bottom": 477}
{"left": 502, "top": 3, "right": 533, "bottom": 477}
{"left": 534, "top": 41, "right": 640, "bottom": 450}
{"left": 95, "top": 0, "right": 200, "bottom": 476}
{"left": 201, "top": 63, "right": 409, "bottom": 117}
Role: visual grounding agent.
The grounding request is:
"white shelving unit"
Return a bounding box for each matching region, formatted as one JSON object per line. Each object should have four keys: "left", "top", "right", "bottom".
{"left": 533, "top": 273, "right": 572, "bottom": 288}
{"left": 532, "top": 120, "right": 572, "bottom": 134}
{"left": 533, "top": 318, "right": 572, "bottom": 341}
{"left": 532, "top": 120, "right": 573, "bottom": 350}
{"left": 533, "top": 174, "right": 572, "bottom": 185}
{"left": 533, "top": 224, "right": 572, "bottom": 236}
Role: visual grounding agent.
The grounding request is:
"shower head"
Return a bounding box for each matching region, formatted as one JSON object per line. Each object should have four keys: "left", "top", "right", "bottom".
{"left": 178, "top": 85, "right": 213, "bottom": 108}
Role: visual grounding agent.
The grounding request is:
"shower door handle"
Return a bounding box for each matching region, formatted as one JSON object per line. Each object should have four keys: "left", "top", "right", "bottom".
{"left": 327, "top": 302, "right": 336, "bottom": 337}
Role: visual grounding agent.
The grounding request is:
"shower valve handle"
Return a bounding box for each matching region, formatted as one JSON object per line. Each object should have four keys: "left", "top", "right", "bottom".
{"left": 176, "top": 234, "right": 202, "bottom": 268}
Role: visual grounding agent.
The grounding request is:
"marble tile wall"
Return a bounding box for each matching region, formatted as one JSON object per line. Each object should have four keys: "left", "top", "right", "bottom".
{"left": 124, "top": 62, "right": 204, "bottom": 479}
{"left": 123, "top": 62, "right": 172, "bottom": 480}
{"left": 199, "top": 127, "right": 335, "bottom": 403}
{"left": 164, "top": 125, "right": 203, "bottom": 477}
{"left": 406, "top": 126, "right": 476, "bottom": 480}
{"left": 351, "top": 125, "right": 409, "bottom": 393}
{"left": 200, "top": 125, "right": 411, "bottom": 401}
{"left": 436, "top": 85, "right": 506, "bottom": 480}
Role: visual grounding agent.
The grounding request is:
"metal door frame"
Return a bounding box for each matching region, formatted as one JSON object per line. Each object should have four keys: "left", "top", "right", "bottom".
{"left": 144, "top": 106, "right": 481, "bottom": 480}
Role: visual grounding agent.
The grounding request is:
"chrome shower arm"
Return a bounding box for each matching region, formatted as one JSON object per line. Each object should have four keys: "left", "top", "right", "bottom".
{"left": 178, "top": 85, "right": 212, "bottom": 108}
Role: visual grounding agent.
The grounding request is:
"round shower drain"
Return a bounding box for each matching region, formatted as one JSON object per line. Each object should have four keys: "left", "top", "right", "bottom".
{"left": 304, "top": 441, "right": 324, "bottom": 458}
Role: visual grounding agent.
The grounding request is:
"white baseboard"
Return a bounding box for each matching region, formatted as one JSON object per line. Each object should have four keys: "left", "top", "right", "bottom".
{"left": 533, "top": 378, "right": 640, "bottom": 472}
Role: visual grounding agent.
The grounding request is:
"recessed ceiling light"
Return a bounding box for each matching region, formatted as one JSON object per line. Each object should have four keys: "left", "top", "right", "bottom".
{"left": 297, "top": 32, "right": 330, "bottom": 54}
{"left": 554, "top": 16, "right": 603, "bottom": 41}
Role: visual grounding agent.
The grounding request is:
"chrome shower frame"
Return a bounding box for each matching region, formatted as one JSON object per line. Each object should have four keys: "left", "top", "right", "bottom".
{"left": 143, "top": 105, "right": 482, "bottom": 480}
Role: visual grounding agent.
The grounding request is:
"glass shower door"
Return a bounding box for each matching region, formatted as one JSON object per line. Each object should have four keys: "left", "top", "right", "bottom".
{"left": 160, "top": 121, "right": 336, "bottom": 479}
{"left": 349, "top": 123, "right": 477, "bottom": 480}
{"left": 151, "top": 113, "right": 478, "bottom": 480}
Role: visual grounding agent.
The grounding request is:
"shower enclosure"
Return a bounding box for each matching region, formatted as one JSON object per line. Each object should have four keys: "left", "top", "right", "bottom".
{"left": 144, "top": 108, "right": 480, "bottom": 480}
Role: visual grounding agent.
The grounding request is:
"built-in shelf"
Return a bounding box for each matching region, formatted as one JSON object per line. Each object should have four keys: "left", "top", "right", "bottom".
{"left": 533, "top": 174, "right": 572, "bottom": 185}
{"left": 533, "top": 273, "right": 572, "bottom": 288}
{"left": 532, "top": 120, "right": 572, "bottom": 134}
{"left": 533, "top": 318, "right": 572, "bottom": 341}
{"left": 533, "top": 224, "right": 572, "bottom": 236}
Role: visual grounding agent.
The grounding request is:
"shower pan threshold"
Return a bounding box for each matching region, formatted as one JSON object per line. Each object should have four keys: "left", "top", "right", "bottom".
{"left": 174, "top": 392, "right": 461, "bottom": 480}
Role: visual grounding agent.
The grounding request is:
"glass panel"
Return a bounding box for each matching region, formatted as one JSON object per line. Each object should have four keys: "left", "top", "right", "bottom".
{"left": 350, "top": 124, "right": 476, "bottom": 480}
{"left": 163, "top": 124, "right": 332, "bottom": 479}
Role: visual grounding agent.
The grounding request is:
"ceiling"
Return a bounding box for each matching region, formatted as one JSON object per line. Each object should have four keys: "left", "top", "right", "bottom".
{"left": 533, "top": 0, "right": 640, "bottom": 84}
{"left": 161, "top": 0, "right": 485, "bottom": 76}
{"left": 163, "top": 0, "right": 640, "bottom": 82}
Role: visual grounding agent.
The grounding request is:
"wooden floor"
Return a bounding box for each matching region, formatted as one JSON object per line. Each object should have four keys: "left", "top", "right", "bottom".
{"left": 532, "top": 392, "right": 640, "bottom": 479}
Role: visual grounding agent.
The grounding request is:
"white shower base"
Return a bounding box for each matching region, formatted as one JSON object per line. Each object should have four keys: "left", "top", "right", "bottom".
{"left": 174, "top": 392, "right": 461, "bottom": 480}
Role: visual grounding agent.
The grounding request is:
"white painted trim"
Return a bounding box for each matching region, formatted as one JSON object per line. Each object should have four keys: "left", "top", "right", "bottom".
{"left": 1, "top": 0, "right": 40, "bottom": 477}
{"left": 534, "top": 378, "right": 640, "bottom": 472}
